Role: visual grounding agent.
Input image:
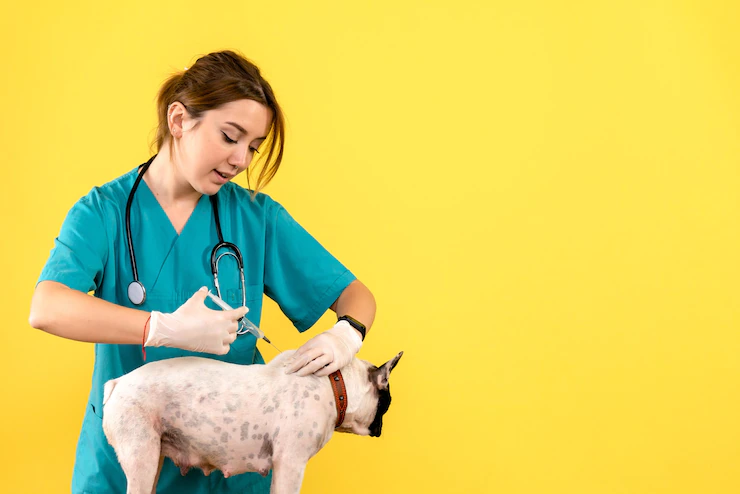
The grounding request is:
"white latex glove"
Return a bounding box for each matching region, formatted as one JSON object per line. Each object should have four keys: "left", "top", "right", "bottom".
{"left": 285, "top": 320, "right": 363, "bottom": 377}
{"left": 145, "top": 287, "right": 248, "bottom": 355}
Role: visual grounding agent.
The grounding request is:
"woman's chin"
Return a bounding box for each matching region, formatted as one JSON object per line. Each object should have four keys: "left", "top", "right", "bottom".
{"left": 196, "top": 181, "right": 223, "bottom": 196}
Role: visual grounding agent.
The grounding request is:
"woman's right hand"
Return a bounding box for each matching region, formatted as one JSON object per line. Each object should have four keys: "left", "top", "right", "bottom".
{"left": 145, "top": 287, "right": 248, "bottom": 355}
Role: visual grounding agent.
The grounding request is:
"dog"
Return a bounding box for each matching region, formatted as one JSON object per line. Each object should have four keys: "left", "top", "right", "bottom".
{"left": 102, "top": 350, "right": 403, "bottom": 494}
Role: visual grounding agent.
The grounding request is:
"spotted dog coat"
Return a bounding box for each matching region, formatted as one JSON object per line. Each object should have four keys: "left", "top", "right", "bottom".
{"left": 102, "top": 350, "right": 403, "bottom": 494}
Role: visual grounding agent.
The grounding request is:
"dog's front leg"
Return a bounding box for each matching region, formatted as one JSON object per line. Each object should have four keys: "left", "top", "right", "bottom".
{"left": 270, "top": 459, "right": 307, "bottom": 494}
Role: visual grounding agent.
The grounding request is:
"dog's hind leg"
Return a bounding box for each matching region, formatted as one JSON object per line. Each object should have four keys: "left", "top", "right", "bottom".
{"left": 105, "top": 414, "right": 162, "bottom": 494}
{"left": 116, "top": 431, "right": 162, "bottom": 494}
{"left": 150, "top": 455, "right": 165, "bottom": 494}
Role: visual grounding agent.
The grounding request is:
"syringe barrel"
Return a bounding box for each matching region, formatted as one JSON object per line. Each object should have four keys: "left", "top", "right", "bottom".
{"left": 240, "top": 318, "right": 265, "bottom": 339}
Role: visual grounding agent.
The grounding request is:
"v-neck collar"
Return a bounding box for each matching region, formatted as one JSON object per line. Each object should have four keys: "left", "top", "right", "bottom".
{"left": 137, "top": 177, "right": 210, "bottom": 238}
{"left": 131, "top": 176, "right": 213, "bottom": 293}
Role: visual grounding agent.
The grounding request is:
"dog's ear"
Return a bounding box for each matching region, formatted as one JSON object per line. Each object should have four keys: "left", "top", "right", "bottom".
{"left": 371, "top": 351, "right": 403, "bottom": 389}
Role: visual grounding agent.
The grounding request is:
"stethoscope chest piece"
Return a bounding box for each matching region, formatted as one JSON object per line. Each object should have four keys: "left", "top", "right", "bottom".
{"left": 128, "top": 281, "right": 146, "bottom": 306}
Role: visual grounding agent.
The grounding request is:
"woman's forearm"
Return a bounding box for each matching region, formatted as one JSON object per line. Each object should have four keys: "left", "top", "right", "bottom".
{"left": 29, "top": 280, "right": 150, "bottom": 345}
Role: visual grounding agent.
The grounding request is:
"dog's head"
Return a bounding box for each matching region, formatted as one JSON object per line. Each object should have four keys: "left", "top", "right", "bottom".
{"left": 339, "top": 351, "right": 403, "bottom": 437}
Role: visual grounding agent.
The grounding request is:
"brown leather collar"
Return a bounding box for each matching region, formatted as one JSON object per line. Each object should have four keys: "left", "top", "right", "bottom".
{"left": 329, "top": 370, "right": 347, "bottom": 428}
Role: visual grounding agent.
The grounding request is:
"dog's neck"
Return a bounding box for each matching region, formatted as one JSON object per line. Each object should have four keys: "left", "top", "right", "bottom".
{"left": 332, "top": 359, "right": 377, "bottom": 436}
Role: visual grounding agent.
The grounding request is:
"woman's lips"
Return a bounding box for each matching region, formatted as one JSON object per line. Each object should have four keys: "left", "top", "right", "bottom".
{"left": 212, "top": 170, "right": 233, "bottom": 184}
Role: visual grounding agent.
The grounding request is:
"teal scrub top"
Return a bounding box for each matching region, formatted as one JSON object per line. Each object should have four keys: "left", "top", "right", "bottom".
{"left": 38, "top": 164, "right": 356, "bottom": 494}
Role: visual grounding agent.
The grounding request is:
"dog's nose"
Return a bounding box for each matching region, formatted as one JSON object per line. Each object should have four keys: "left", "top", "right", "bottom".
{"left": 370, "top": 422, "right": 382, "bottom": 437}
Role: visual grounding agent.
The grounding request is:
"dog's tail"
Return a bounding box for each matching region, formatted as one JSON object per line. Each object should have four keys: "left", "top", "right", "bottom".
{"left": 103, "top": 378, "right": 119, "bottom": 406}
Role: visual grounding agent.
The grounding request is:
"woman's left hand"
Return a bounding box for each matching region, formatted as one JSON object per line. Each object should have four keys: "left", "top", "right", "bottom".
{"left": 285, "top": 320, "right": 363, "bottom": 377}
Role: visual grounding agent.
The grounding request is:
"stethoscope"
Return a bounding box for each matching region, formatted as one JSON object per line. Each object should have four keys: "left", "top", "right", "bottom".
{"left": 125, "top": 155, "right": 246, "bottom": 309}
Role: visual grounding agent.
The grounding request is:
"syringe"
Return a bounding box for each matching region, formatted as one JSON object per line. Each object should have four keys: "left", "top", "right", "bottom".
{"left": 206, "top": 291, "right": 281, "bottom": 352}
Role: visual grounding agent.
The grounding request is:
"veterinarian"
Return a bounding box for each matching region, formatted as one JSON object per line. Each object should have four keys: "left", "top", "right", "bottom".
{"left": 29, "top": 50, "right": 376, "bottom": 493}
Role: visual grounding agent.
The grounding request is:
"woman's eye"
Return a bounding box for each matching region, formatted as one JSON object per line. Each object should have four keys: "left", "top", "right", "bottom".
{"left": 222, "top": 132, "right": 237, "bottom": 144}
{"left": 249, "top": 147, "right": 260, "bottom": 154}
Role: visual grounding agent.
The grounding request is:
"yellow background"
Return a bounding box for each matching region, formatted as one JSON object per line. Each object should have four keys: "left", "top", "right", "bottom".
{"left": 1, "top": 1, "right": 739, "bottom": 492}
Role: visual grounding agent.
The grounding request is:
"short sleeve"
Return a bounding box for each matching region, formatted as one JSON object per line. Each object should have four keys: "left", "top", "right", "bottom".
{"left": 37, "top": 192, "right": 108, "bottom": 293}
{"left": 264, "top": 202, "right": 356, "bottom": 332}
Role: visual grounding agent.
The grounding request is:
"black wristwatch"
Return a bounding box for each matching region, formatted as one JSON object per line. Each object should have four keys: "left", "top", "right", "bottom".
{"left": 338, "top": 315, "right": 366, "bottom": 341}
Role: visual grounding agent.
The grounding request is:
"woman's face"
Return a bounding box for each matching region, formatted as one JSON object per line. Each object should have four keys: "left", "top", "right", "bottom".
{"left": 175, "top": 98, "right": 272, "bottom": 195}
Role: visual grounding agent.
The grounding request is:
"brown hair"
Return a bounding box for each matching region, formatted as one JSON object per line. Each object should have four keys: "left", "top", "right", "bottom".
{"left": 151, "top": 50, "right": 285, "bottom": 196}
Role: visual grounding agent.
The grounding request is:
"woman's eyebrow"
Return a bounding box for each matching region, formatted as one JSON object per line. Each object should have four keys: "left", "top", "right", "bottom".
{"left": 225, "top": 121, "right": 267, "bottom": 140}
{"left": 225, "top": 121, "right": 247, "bottom": 134}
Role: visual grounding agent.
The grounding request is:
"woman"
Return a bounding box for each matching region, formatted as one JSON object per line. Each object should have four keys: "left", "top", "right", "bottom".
{"left": 29, "top": 50, "right": 376, "bottom": 493}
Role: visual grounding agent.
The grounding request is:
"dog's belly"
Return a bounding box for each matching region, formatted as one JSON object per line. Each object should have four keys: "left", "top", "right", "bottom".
{"left": 158, "top": 412, "right": 276, "bottom": 477}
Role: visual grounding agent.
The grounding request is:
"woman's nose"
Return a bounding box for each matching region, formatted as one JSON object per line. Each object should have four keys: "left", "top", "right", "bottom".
{"left": 231, "top": 146, "right": 249, "bottom": 169}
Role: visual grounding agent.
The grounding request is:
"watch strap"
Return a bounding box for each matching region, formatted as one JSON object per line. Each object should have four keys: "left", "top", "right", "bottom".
{"left": 338, "top": 315, "right": 366, "bottom": 341}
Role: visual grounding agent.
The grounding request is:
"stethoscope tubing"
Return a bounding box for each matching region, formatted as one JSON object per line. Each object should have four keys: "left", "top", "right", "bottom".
{"left": 125, "top": 155, "right": 246, "bottom": 308}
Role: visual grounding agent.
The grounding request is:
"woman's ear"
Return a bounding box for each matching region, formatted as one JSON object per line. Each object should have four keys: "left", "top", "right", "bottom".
{"left": 167, "top": 101, "right": 187, "bottom": 139}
